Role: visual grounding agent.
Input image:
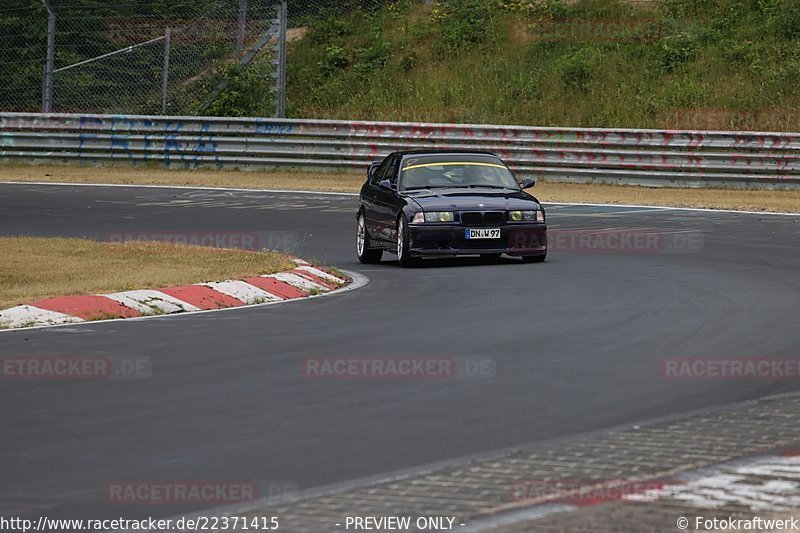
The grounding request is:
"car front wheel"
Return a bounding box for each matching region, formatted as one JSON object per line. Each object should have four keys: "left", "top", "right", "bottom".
{"left": 357, "top": 212, "right": 382, "bottom": 264}
{"left": 396, "top": 215, "right": 415, "bottom": 267}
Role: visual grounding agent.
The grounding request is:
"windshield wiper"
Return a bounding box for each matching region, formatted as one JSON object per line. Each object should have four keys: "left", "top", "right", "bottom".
{"left": 406, "top": 185, "right": 517, "bottom": 191}
{"left": 448, "top": 184, "right": 516, "bottom": 190}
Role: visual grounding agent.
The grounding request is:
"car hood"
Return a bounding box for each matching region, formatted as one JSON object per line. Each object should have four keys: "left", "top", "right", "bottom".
{"left": 403, "top": 188, "right": 540, "bottom": 211}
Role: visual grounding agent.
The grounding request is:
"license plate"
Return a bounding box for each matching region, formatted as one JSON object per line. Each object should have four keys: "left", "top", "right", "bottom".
{"left": 465, "top": 228, "right": 501, "bottom": 239}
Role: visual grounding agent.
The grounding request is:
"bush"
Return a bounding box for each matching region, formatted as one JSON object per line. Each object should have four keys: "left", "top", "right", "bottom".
{"left": 771, "top": 0, "right": 800, "bottom": 38}
{"left": 279, "top": 0, "right": 800, "bottom": 130}
{"left": 661, "top": 0, "right": 718, "bottom": 19}
{"left": 659, "top": 32, "right": 699, "bottom": 71}
{"left": 559, "top": 48, "right": 595, "bottom": 91}
{"left": 432, "top": 0, "right": 497, "bottom": 52}
{"left": 355, "top": 41, "right": 393, "bottom": 76}
{"left": 399, "top": 51, "right": 418, "bottom": 72}
{"left": 206, "top": 60, "right": 275, "bottom": 117}
{"left": 309, "top": 18, "right": 352, "bottom": 46}
{"left": 663, "top": 75, "right": 709, "bottom": 108}
{"left": 497, "top": 0, "right": 567, "bottom": 18}
{"left": 319, "top": 45, "right": 350, "bottom": 77}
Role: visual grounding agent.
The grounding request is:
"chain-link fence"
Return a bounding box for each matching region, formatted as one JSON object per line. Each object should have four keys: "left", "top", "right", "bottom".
{"left": 287, "top": 0, "right": 388, "bottom": 27}
{"left": 5, "top": 0, "right": 799, "bottom": 131}
{"left": 1, "top": 0, "right": 285, "bottom": 116}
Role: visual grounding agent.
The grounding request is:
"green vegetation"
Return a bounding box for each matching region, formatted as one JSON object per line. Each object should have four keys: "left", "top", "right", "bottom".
{"left": 1, "top": 1, "right": 218, "bottom": 112}
{"left": 204, "top": 54, "right": 278, "bottom": 117}
{"left": 6, "top": 0, "right": 799, "bottom": 130}
{"left": 0, "top": 0, "right": 282, "bottom": 114}
{"left": 281, "top": 0, "right": 800, "bottom": 130}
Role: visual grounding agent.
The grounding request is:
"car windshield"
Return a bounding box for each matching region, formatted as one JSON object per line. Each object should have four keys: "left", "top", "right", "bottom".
{"left": 401, "top": 160, "right": 519, "bottom": 190}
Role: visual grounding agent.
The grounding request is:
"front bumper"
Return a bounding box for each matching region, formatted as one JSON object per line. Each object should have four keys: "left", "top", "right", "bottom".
{"left": 407, "top": 223, "right": 547, "bottom": 257}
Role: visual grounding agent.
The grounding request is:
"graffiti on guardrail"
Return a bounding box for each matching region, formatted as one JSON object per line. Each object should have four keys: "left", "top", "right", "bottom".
{"left": 255, "top": 121, "right": 293, "bottom": 135}
{"left": 72, "top": 115, "right": 222, "bottom": 167}
{"left": 2, "top": 113, "right": 799, "bottom": 188}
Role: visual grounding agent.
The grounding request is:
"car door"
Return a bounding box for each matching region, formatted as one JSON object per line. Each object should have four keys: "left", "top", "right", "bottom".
{"left": 363, "top": 157, "right": 391, "bottom": 241}
{"left": 373, "top": 155, "right": 401, "bottom": 244}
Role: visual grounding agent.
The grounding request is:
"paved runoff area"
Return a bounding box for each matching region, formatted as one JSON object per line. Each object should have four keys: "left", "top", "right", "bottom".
{"left": 178, "top": 393, "right": 800, "bottom": 533}
{"left": 2, "top": 185, "right": 798, "bottom": 532}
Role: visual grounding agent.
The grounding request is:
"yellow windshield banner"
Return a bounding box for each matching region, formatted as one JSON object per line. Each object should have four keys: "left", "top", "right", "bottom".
{"left": 402, "top": 162, "right": 507, "bottom": 171}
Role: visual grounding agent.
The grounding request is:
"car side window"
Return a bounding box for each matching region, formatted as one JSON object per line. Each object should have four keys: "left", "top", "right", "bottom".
{"left": 385, "top": 157, "right": 400, "bottom": 186}
{"left": 369, "top": 158, "right": 391, "bottom": 186}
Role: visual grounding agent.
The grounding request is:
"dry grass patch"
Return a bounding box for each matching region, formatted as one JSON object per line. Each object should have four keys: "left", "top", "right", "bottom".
{"left": 0, "top": 237, "right": 294, "bottom": 310}
{"left": 0, "top": 164, "right": 362, "bottom": 193}
{"left": 535, "top": 181, "right": 800, "bottom": 214}
{"left": 1, "top": 164, "right": 798, "bottom": 213}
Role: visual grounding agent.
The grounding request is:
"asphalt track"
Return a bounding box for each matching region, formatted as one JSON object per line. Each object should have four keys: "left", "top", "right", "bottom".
{"left": 1, "top": 183, "right": 799, "bottom": 523}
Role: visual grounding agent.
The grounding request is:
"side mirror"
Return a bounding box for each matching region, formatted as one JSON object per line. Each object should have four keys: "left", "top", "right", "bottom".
{"left": 378, "top": 179, "right": 394, "bottom": 191}
{"left": 521, "top": 178, "right": 535, "bottom": 189}
{"left": 368, "top": 161, "right": 381, "bottom": 181}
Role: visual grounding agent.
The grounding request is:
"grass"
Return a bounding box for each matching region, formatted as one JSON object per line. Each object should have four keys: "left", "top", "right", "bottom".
{"left": 0, "top": 164, "right": 362, "bottom": 192}
{"left": 279, "top": 0, "right": 800, "bottom": 131}
{"left": 1, "top": 163, "right": 798, "bottom": 213}
{"left": 0, "top": 237, "right": 295, "bottom": 311}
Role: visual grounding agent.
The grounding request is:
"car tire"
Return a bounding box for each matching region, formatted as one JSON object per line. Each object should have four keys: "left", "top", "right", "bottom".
{"left": 357, "top": 212, "right": 382, "bottom": 264}
{"left": 521, "top": 253, "right": 546, "bottom": 263}
{"left": 396, "top": 214, "right": 415, "bottom": 267}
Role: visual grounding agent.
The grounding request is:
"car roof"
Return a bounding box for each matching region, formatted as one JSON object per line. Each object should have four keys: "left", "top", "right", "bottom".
{"left": 393, "top": 149, "right": 498, "bottom": 158}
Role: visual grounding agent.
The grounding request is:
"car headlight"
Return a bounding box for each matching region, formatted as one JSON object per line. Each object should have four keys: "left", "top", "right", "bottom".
{"left": 423, "top": 211, "right": 454, "bottom": 223}
{"left": 509, "top": 210, "right": 537, "bottom": 222}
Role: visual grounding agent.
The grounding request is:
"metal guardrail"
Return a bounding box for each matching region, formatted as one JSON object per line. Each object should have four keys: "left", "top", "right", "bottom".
{"left": 2, "top": 112, "right": 800, "bottom": 189}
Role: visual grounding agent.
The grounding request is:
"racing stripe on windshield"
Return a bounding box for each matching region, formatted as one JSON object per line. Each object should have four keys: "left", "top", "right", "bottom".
{"left": 402, "top": 162, "right": 507, "bottom": 171}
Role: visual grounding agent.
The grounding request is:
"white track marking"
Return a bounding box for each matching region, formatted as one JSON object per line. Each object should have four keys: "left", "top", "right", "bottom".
{"left": 201, "top": 280, "right": 283, "bottom": 304}
{"left": 269, "top": 272, "right": 329, "bottom": 292}
{"left": 294, "top": 265, "right": 345, "bottom": 284}
{"left": 104, "top": 290, "right": 200, "bottom": 314}
{"left": 625, "top": 455, "right": 800, "bottom": 512}
{"left": 0, "top": 271, "right": 366, "bottom": 333}
{"left": 0, "top": 305, "right": 84, "bottom": 328}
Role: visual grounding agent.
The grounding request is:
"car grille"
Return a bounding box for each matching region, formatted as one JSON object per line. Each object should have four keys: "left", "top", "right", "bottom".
{"left": 484, "top": 212, "right": 504, "bottom": 225}
{"left": 460, "top": 211, "right": 504, "bottom": 226}
{"left": 460, "top": 212, "right": 482, "bottom": 225}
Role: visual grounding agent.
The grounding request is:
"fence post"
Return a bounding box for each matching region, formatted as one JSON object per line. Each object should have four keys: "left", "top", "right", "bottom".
{"left": 275, "top": 0, "right": 287, "bottom": 118}
{"left": 236, "top": 0, "right": 248, "bottom": 56}
{"left": 40, "top": 0, "right": 55, "bottom": 112}
{"left": 161, "top": 27, "right": 171, "bottom": 114}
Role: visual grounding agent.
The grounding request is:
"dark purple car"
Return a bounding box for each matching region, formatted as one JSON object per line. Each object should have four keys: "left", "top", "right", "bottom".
{"left": 356, "top": 150, "right": 547, "bottom": 267}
